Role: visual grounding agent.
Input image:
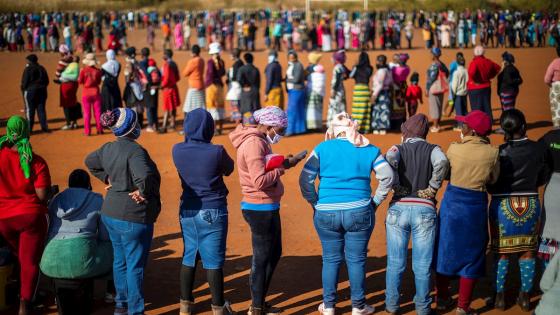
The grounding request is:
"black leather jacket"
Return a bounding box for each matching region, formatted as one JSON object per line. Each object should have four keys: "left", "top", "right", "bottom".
{"left": 488, "top": 138, "right": 548, "bottom": 195}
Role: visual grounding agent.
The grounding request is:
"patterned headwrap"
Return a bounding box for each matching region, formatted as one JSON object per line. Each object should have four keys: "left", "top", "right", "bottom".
{"left": 326, "top": 112, "right": 369, "bottom": 147}
{"left": 253, "top": 106, "right": 288, "bottom": 128}
{"left": 0, "top": 116, "right": 33, "bottom": 178}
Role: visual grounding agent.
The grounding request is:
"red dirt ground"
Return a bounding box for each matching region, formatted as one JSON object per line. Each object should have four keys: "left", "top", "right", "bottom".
{"left": 0, "top": 27, "right": 556, "bottom": 315}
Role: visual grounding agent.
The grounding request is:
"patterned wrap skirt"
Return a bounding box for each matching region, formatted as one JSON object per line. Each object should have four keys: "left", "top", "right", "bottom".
{"left": 327, "top": 88, "right": 346, "bottom": 128}
{"left": 549, "top": 81, "right": 560, "bottom": 127}
{"left": 351, "top": 84, "right": 372, "bottom": 133}
{"left": 489, "top": 194, "right": 541, "bottom": 254}
{"left": 371, "top": 90, "right": 392, "bottom": 131}
{"left": 391, "top": 82, "right": 407, "bottom": 128}
{"left": 306, "top": 91, "right": 323, "bottom": 130}
{"left": 183, "top": 88, "right": 206, "bottom": 113}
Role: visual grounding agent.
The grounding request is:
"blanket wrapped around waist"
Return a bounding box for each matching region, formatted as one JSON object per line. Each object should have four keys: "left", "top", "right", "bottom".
{"left": 436, "top": 184, "right": 489, "bottom": 278}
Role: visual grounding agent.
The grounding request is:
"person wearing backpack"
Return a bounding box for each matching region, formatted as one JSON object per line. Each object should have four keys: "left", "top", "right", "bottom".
{"left": 425, "top": 47, "right": 449, "bottom": 133}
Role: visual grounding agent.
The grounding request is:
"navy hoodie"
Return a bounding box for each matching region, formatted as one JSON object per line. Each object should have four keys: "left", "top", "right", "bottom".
{"left": 172, "top": 109, "right": 234, "bottom": 210}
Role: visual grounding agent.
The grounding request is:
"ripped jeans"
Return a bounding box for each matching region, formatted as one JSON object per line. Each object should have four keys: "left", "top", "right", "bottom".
{"left": 180, "top": 208, "right": 228, "bottom": 269}
{"left": 385, "top": 204, "right": 437, "bottom": 315}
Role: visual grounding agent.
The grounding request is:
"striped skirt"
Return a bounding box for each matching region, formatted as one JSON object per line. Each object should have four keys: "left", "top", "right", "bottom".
{"left": 499, "top": 90, "right": 518, "bottom": 111}
{"left": 351, "top": 84, "right": 372, "bottom": 133}
{"left": 183, "top": 88, "right": 206, "bottom": 113}
{"left": 306, "top": 92, "right": 323, "bottom": 130}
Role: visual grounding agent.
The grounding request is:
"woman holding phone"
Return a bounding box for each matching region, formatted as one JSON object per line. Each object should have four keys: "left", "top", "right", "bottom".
{"left": 229, "top": 106, "right": 305, "bottom": 315}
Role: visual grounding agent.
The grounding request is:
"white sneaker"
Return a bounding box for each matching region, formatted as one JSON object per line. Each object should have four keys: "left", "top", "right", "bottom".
{"left": 373, "top": 130, "right": 380, "bottom": 135}
{"left": 379, "top": 130, "right": 387, "bottom": 135}
{"left": 318, "top": 303, "right": 335, "bottom": 315}
{"left": 351, "top": 304, "right": 375, "bottom": 315}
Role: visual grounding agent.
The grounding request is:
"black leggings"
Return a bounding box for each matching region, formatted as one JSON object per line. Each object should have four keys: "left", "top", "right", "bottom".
{"left": 180, "top": 258, "right": 225, "bottom": 306}
{"left": 242, "top": 210, "right": 282, "bottom": 308}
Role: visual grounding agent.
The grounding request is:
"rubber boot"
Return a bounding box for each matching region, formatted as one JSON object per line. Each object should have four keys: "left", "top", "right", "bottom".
{"left": 180, "top": 299, "right": 194, "bottom": 315}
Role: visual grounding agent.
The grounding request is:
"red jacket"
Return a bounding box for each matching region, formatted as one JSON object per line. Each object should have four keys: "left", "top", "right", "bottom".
{"left": 161, "top": 60, "right": 180, "bottom": 89}
{"left": 78, "top": 66, "right": 102, "bottom": 97}
{"left": 467, "top": 56, "right": 501, "bottom": 91}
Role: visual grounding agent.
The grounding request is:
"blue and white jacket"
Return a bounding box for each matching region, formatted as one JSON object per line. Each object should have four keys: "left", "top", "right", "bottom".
{"left": 299, "top": 137, "right": 394, "bottom": 210}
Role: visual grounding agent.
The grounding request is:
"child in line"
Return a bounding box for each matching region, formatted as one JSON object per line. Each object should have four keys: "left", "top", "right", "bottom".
{"left": 405, "top": 72, "right": 423, "bottom": 117}
{"left": 145, "top": 58, "right": 161, "bottom": 132}
{"left": 451, "top": 53, "right": 469, "bottom": 130}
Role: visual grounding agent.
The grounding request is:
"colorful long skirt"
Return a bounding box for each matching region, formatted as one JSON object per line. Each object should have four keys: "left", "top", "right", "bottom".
{"left": 489, "top": 194, "right": 541, "bottom": 254}
{"left": 266, "top": 87, "right": 284, "bottom": 109}
{"left": 549, "top": 81, "right": 560, "bottom": 127}
{"left": 306, "top": 91, "right": 323, "bottom": 130}
{"left": 371, "top": 90, "right": 392, "bottom": 131}
{"left": 351, "top": 84, "right": 372, "bottom": 133}
{"left": 327, "top": 88, "right": 346, "bottom": 128}
{"left": 436, "top": 184, "right": 489, "bottom": 278}
{"left": 286, "top": 89, "right": 307, "bottom": 135}
{"left": 391, "top": 82, "right": 407, "bottom": 129}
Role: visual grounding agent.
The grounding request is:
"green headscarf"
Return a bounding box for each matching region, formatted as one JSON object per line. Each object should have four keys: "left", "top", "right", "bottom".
{"left": 0, "top": 116, "right": 33, "bottom": 178}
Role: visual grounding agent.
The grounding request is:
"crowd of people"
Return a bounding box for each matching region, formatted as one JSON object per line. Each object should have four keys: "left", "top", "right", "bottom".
{"left": 3, "top": 6, "right": 560, "bottom": 315}
{"left": 21, "top": 41, "right": 550, "bottom": 139}
{"left": 2, "top": 100, "right": 560, "bottom": 315}
{"left": 2, "top": 8, "right": 560, "bottom": 55}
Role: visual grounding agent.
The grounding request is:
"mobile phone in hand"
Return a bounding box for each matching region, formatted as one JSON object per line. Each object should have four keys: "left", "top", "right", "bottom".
{"left": 294, "top": 150, "right": 308, "bottom": 160}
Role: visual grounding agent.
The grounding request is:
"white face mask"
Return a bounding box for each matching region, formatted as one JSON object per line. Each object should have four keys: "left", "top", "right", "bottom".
{"left": 266, "top": 128, "right": 282, "bottom": 145}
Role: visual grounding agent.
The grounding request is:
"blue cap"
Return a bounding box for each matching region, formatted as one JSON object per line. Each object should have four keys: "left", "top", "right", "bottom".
{"left": 431, "top": 47, "right": 442, "bottom": 57}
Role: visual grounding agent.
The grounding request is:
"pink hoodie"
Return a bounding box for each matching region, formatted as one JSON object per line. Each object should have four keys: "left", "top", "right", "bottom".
{"left": 229, "top": 125, "right": 284, "bottom": 204}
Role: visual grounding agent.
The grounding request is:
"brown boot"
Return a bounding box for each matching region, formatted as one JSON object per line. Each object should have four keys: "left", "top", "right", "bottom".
{"left": 212, "top": 301, "right": 236, "bottom": 315}
{"left": 180, "top": 299, "right": 194, "bottom": 315}
{"left": 18, "top": 299, "right": 31, "bottom": 315}
{"left": 248, "top": 306, "right": 264, "bottom": 315}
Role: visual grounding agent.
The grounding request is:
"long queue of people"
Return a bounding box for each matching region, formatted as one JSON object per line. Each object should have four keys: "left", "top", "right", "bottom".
{"left": 2, "top": 8, "right": 560, "bottom": 56}
{"left": 1, "top": 98, "right": 560, "bottom": 315}
{"left": 23, "top": 42, "right": 560, "bottom": 141}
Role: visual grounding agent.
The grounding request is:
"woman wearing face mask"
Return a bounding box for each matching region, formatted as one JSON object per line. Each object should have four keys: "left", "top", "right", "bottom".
{"left": 229, "top": 106, "right": 306, "bottom": 315}
{"left": 435, "top": 110, "right": 500, "bottom": 315}
{"left": 85, "top": 108, "right": 161, "bottom": 315}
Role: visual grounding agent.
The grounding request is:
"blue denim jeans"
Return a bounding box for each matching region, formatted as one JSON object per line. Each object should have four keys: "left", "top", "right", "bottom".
{"left": 385, "top": 204, "right": 437, "bottom": 315}
{"left": 102, "top": 215, "right": 154, "bottom": 315}
{"left": 180, "top": 208, "right": 228, "bottom": 269}
{"left": 314, "top": 205, "right": 375, "bottom": 309}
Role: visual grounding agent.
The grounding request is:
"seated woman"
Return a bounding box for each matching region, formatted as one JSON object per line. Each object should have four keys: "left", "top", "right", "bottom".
{"left": 40, "top": 169, "right": 112, "bottom": 315}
